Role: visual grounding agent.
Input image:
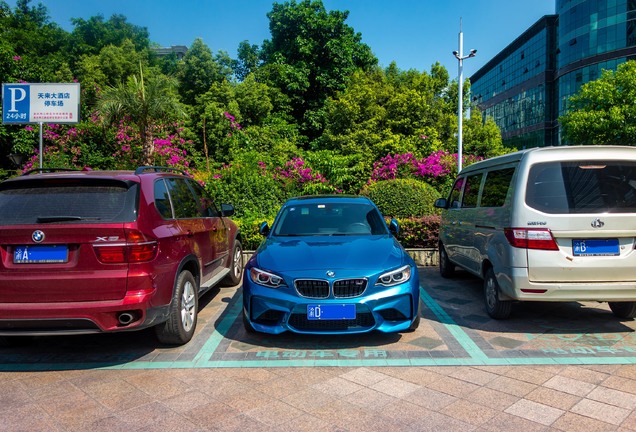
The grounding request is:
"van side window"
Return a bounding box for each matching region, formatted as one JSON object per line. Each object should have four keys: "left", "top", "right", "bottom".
{"left": 448, "top": 178, "right": 464, "bottom": 208}
{"left": 480, "top": 168, "right": 515, "bottom": 207}
{"left": 461, "top": 174, "right": 482, "bottom": 208}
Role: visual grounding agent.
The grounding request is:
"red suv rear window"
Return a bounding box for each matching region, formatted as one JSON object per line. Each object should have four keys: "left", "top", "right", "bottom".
{"left": 0, "top": 179, "right": 138, "bottom": 225}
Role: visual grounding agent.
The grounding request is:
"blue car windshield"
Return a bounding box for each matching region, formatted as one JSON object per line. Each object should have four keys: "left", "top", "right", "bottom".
{"left": 272, "top": 202, "right": 388, "bottom": 236}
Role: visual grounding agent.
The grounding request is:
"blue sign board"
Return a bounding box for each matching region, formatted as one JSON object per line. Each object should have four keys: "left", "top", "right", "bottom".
{"left": 2, "top": 83, "right": 80, "bottom": 124}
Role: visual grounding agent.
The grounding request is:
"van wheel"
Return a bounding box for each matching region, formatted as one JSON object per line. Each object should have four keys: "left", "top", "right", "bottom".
{"left": 222, "top": 240, "right": 243, "bottom": 286}
{"left": 156, "top": 270, "right": 198, "bottom": 345}
{"left": 484, "top": 268, "right": 512, "bottom": 319}
{"left": 439, "top": 243, "right": 455, "bottom": 278}
{"left": 608, "top": 301, "right": 636, "bottom": 319}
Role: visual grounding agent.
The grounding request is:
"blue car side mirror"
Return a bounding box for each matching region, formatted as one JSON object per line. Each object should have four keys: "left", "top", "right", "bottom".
{"left": 259, "top": 221, "right": 270, "bottom": 236}
{"left": 389, "top": 218, "right": 399, "bottom": 235}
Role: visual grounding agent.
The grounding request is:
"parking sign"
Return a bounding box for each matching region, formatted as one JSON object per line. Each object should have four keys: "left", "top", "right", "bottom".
{"left": 2, "top": 83, "right": 80, "bottom": 124}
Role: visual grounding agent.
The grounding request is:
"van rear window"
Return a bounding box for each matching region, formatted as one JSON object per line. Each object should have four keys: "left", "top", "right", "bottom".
{"left": 526, "top": 161, "right": 636, "bottom": 214}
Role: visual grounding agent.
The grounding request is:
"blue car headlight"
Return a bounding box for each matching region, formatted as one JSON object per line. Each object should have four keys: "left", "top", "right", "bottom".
{"left": 249, "top": 267, "right": 287, "bottom": 288}
{"left": 376, "top": 265, "right": 412, "bottom": 287}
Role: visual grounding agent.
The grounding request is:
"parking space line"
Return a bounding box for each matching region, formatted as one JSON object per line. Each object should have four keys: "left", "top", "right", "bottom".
{"left": 191, "top": 295, "right": 243, "bottom": 366}
{"left": 419, "top": 287, "right": 489, "bottom": 362}
{"left": 5, "top": 283, "right": 636, "bottom": 370}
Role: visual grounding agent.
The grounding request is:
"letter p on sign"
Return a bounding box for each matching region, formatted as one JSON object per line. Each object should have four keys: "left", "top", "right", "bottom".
{"left": 8, "top": 87, "right": 27, "bottom": 112}
{"left": 2, "top": 84, "right": 30, "bottom": 123}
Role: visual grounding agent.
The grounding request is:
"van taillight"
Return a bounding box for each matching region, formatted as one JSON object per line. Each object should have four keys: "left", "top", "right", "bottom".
{"left": 94, "top": 230, "right": 158, "bottom": 263}
{"left": 504, "top": 228, "right": 559, "bottom": 251}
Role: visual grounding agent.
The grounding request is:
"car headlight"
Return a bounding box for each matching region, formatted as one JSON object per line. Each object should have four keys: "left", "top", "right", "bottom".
{"left": 249, "top": 267, "right": 287, "bottom": 288}
{"left": 377, "top": 265, "right": 412, "bottom": 286}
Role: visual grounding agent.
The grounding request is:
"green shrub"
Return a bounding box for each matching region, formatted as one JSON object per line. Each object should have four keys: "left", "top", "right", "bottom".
{"left": 204, "top": 160, "right": 285, "bottom": 219}
{"left": 361, "top": 178, "right": 440, "bottom": 218}
{"left": 235, "top": 214, "right": 276, "bottom": 250}
{"left": 394, "top": 215, "right": 440, "bottom": 248}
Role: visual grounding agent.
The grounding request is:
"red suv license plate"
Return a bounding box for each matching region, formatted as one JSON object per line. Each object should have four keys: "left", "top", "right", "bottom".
{"left": 14, "top": 245, "right": 68, "bottom": 263}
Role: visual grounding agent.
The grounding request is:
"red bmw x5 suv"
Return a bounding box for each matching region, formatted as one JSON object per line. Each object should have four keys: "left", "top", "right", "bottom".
{"left": 0, "top": 166, "right": 243, "bottom": 345}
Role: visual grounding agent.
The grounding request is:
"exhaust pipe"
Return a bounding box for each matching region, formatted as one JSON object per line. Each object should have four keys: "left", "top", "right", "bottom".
{"left": 117, "top": 312, "right": 136, "bottom": 326}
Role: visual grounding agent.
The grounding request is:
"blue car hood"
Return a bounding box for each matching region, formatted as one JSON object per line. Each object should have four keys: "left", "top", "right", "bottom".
{"left": 254, "top": 235, "right": 407, "bottom": 272}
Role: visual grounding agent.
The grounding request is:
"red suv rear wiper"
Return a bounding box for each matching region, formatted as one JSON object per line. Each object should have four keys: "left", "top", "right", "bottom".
{"left": 36, "top": 216, "right": 101, "bottom": 223}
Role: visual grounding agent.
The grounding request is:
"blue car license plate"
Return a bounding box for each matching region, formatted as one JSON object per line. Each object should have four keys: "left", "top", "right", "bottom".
{"left": 14, "top": 245, "right": 68, "bottom": 263}
{"left": 572, "top": 239, "right": 619, "bottom": 257}
{"left": 307, "top": 304, "right": 356, "bottom": 320}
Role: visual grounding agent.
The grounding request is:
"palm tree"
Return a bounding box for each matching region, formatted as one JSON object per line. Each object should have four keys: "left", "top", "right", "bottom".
{"left": 97, "top": 65, "right": 186, "bottom": 165}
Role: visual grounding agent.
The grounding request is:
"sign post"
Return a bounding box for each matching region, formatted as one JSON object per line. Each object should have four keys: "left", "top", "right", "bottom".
{"left": 2, "top": 83, "right": 80, "bottom": 169}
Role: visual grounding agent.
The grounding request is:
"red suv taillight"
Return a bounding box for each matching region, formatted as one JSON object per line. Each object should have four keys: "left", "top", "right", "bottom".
{"left": 504, "top": 228, "right": 559, "bottom": 251}
{"left": 94, "top": 229, "right": 158, "bottom": 263}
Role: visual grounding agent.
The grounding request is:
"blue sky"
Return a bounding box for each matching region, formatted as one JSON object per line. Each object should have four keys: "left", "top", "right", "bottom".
{"left": 10, "top": 0, "right": 555, "bottom": 78}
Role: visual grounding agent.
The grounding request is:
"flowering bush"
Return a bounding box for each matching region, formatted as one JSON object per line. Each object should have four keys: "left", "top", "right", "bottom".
{"left": 370, "top": 150, "right": 482, "bottom": 197}
{"left": 274, "top": 157, "right": 326, "bottom": 184}
{"left": 394, "top": 215, "right": 441, "bottom": 248}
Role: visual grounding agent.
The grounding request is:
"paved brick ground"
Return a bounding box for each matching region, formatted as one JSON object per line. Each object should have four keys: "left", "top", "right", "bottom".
{"left": 3, "top": 267, "right": 636, "bottom": 430}
{"left": 4, "top": 364, "right": 636, "bottom": 430}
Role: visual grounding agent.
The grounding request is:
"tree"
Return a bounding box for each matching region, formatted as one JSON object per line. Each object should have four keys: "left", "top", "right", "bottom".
{"left": 68, "top": 13, "right": 150, "bottom": 59}
{"left": 259, "top": 0, "right": 377, "bottom": 140}
{"left": 560, "top": 60, "right": 636, "bottom": 145}
{"left": 0, "top": 0, "right": 71, "bottom": 83}
{"left": 318, "top": 63, "right": 462, "bottom": 161}
{"left": 97, "top": 66, "right": 186, "bottom": 165}
{"left": 462, "top": 109, "right": 509, "bottom": 158}
{"left": 177, "top": 38, "right": 233, "bottom": 106}
{"left": 233, "top": 41, "right": 260, "bottom": 81}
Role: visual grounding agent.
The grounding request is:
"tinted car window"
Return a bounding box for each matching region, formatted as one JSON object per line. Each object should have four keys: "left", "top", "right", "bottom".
{"left": 0, "top": 179, "right": 137, "bottom": 224}
{"left": 154, "top": 179, "right": 173, "bottom": 219}
{"left": 448, "top": 178, "right": 464, "bottom": 208}
{"left": 273, "top": 202, "right": 388, "bottom": 236}
{"left": 166, "top": 178, "right": 200, "bottom": 219}
{"left": 187, "top": 180, "right": 217, "bottom": 217}
{"left": 480, "top": 168, "right": 515, "bottom": 208}
{"left": 461, "top": 174, "right": 482, "bottom": 208}
{"left": 526, "top": 161, "right": 636, "bottom": 213}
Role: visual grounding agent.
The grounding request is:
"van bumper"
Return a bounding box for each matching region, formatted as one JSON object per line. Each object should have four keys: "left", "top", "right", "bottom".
{"left": 505, "top": 267, "right": 636, "bottom": 302}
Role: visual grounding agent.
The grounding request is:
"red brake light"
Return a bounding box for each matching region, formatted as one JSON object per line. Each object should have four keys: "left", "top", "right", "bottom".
{"left": 125, "top": 230, "right": 158, "bottom": 262}
{"left": 94, "top": 230, "right": 158, "bottom": 263}
{"left": 504, "top": 228, "right": 559, "bottom": 251}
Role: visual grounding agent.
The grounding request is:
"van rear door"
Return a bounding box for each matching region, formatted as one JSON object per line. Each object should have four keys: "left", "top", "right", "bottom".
{"left": 524, "top": 160, "right": 636, "bottom": 283}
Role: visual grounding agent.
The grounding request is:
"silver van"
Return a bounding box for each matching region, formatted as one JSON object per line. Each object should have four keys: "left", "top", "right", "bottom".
{"left": 434, "top": 146, "right": 636, "bottom": 319}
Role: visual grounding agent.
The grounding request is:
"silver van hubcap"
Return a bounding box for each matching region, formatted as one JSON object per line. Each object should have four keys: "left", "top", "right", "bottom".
{"left": 485, "top": 278, "right": 497, "bottom": 309}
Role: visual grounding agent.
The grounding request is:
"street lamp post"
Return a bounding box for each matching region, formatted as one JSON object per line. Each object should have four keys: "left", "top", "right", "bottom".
{"left": 453, "top": 18, "right": 476, "bottom": 173}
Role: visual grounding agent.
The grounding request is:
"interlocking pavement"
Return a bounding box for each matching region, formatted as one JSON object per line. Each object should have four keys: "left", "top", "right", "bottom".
{"left": 3, "top": 267, "right": 636, "bottom": 430}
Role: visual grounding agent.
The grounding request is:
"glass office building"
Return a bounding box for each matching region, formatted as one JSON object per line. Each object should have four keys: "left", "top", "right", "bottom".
{"left": 470, "top": 0, "right": 636, "bottom": 148}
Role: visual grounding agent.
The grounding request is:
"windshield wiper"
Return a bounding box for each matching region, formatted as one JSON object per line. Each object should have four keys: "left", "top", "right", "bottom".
{"left": 36, "top": 216, "right": 101, "bottom": 223}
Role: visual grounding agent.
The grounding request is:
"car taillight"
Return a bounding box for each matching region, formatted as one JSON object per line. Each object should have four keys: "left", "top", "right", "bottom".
{"left": 504, "top": 228, "right": 559, "bottom": 251}
{"left": 94, "top": 230, "right": 158, "bottom": 263}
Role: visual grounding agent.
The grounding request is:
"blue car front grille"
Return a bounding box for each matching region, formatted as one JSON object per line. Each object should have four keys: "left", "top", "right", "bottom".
{"left": 295, "top": 278, "right": 367, "bottom": 299}
{"left": 333, "top": 279, "right": 367, "bottom": 298}
{"left": 295, "top": 279, "right": 329, "bottom": 298}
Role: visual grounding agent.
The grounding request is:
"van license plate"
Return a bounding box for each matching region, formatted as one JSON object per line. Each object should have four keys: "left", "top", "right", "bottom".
{"left": 14, "top": 245, "right": 68, "bottom": 263}
{"left": 307, "top": 304, "right": 356, "bottom": 320}
{"left": 572, "top": 239, "right": 619, "bottom": 256}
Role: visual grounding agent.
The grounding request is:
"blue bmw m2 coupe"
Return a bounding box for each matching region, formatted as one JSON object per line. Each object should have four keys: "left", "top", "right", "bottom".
{"left": 242, "top": 195, "right": 421, "bottom": 335}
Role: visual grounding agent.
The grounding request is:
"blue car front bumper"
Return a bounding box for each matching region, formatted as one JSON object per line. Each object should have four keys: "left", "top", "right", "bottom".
{"left": 242, "top": 277, "right": 420, "bottom": 335}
